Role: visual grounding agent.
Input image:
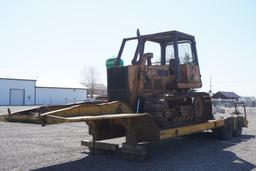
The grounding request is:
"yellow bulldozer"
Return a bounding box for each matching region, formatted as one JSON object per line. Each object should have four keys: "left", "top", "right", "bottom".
{"left": 107, "top": 30, "right": 212, "bottom": 129}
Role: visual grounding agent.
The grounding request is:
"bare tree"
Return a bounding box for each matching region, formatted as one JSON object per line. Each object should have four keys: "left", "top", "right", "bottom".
{"left": 183, "top": 52, "right": 192, "bottom": 64}
{"left": 81, "top": 66, "right": 98, "bottom": 98}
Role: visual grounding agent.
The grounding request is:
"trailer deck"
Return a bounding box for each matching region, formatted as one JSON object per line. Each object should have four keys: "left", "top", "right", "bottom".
{"left": 80, "top": 112, "right": 247, "bottom": 160}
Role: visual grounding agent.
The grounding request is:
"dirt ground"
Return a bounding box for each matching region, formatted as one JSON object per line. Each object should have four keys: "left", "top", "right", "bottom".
{"left": 0, "top": 106, "right": 255, "bottom": 171}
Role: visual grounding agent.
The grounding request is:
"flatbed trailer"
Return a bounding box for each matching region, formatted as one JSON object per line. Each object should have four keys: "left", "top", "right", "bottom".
{"left": 0, "top": 101, "right": 248, "bottom": 161}
{"left": 81, "top": 112, "right": 247, "bottom": 160}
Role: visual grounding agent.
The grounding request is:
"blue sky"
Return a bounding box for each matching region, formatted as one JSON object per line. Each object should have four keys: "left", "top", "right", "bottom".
{"left": 0, "top": 0, "right": 255, "bottom": 96}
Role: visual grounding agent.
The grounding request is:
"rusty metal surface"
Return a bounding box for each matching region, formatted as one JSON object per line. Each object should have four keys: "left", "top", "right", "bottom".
{"left": 41, "top": 113, "right": 148, "bottom": 125}
{"left": 106, "top": 30, "right": 208, "bottom": 131}
{"left": 0, "top": 101, "right": 160, "bottom": 144}
{"left": 1, "top": 101, "right": 133, "bottom": 123}
{"left": 41, "top": 101, "right": 132, "bottom": 117}
{"left": 85, "top": 112, "right": 159, "bottom": 142}
{"left": 143, "top": 92, "right": 213, "bottom": 129}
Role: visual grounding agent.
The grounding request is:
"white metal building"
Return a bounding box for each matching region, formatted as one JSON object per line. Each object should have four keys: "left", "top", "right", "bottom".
{"left": 0, "top": 78, "right": 36, "bottom": 105}
{"left": 36, "top": 87, "right": 86, "bottom": 105}
{"left": 0, "top": 77, "right": 87, "bottom": 106}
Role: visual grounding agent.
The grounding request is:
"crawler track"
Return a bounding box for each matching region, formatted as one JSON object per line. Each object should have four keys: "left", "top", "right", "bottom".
{"left": 143, "top": 92, "right": 213, "bottom": 129}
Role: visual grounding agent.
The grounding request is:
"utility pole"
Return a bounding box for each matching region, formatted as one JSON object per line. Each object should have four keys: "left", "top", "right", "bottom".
{"left": 209, "top": 75, "right": 213, "bottom": 97}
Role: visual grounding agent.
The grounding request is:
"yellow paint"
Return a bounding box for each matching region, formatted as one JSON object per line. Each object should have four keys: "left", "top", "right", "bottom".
{"left": 42, "top": 101, "right": 133, "bottom": 118}
{"left": 160, "top": 119, "right": 225, "bottom": 140}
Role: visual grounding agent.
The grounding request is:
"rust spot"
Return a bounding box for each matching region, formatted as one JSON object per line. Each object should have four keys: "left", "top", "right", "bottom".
{"left": 214, "top": 122, "right": 217, "bottom": 127}
{"left": 175, "top": 129, "right": 179, "bottom": 136}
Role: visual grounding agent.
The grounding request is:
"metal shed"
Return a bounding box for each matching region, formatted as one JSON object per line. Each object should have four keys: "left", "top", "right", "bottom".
{"left": 0, "top": 78, "right": 36, "bottom": 105}
{"left": 35, "top": 80, "right": 87, "bottom": 105}
{"left": 0, "top": 77, "right": 87, "bottom": 106}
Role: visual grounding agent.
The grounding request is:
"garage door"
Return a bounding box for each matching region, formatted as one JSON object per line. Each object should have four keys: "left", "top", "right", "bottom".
{"left": 10, "top": 89, "right": 25, "bottom": 105}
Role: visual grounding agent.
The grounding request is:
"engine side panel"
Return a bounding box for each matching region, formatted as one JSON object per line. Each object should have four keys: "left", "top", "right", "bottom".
{"left": 107, "top": 66, "right": 130, "bottom": 106}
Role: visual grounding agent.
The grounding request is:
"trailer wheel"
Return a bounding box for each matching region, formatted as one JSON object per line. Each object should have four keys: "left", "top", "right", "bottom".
{"left": 233, "top": 117, "right": 243, "bottom": 137}
{"left": 213, "top": 118, "right": 234, "bottom": 140}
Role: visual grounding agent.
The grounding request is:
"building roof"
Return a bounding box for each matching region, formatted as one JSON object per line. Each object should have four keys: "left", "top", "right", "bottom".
{"left": 0, "top": 70, "right": 36, "bottom": 81}
{"left": 94, "top": 84, "right": 107, "bottom": 89}
{"left": 0, "top": 77, "right": 36, "bottom": 81}
{"left": 213, "top": 91, "right": 240, "bottom": 99}
{"left": 36, "top": 79, "right": 88, "bottom": 89}
{"left": 81, "top": 83, "right": 107, "bottom": 89}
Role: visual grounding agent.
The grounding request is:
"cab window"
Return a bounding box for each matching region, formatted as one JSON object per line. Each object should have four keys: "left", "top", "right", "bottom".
{"left": 166, "top": 44, "right": 175, "bottom": 64}
{"left": 144, "top": 41, "right": 161, "bottom": 65}
{"left": 178, "top": 41, "right": 194, "bottom": 64}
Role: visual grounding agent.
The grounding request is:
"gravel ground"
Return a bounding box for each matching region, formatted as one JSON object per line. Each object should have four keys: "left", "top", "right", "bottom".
{"left": 0, "top": 106, "right": 255, "bottom": 171}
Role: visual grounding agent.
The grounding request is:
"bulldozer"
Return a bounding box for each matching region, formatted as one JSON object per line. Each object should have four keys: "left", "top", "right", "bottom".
{"left": 2, "top": 30, "right": 246, "bottom": 160}
{"left": 107, "top": 30, "right": 212, "bottom": 129}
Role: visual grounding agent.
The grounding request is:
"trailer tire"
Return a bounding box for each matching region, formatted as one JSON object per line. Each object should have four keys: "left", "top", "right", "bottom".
{"left": 212, "top": 128, "right": 220, "bottom": 138}
{"left": 221, "top": 117, "right": 234, "bottom": 140}
{"left": 233, "top": 117, "right": 243, "bottom": 137}
{"left": 214, "top": 118, "right": 234, "bottom": 140}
